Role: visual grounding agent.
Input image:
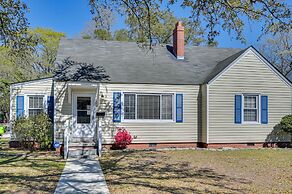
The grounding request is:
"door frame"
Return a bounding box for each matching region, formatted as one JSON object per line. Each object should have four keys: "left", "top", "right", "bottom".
{"left": 72, "top": 93, "right": 96, "bottom": 138}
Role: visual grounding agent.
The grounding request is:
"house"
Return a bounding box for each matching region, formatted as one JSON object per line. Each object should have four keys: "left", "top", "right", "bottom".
{"left": 9, "top": 22, "right": 291, "bottom": 155}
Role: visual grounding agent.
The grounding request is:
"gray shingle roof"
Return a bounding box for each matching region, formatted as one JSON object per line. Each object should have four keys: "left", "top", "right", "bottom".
{"left": 204, "top": 48, "right": 248, "bottom": 83}
{"left": 56, "top": 39, "right": 243, "bottom": 84}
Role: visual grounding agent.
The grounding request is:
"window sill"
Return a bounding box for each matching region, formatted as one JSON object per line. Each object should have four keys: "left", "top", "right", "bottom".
{"left": 121, "top": 119, "right": 175, "bottom": 123}
{"left": 242, "top": 121, "right": 261, "bottom": 125}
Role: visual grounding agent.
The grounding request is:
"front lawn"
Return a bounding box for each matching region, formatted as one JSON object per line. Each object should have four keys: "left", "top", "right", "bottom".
{"left": 100, "top": 148, "right": 292, "bottom": 194}
{"left": 0, "top": 138, "right": 65, "bottom": 193}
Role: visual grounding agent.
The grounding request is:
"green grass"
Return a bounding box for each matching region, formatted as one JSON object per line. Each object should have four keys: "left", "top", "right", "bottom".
{"left": 0, "top": 138, "right": 65, "bottom": 193}
{"left": 100, "top": 149, "right": 292, "bottom": 194}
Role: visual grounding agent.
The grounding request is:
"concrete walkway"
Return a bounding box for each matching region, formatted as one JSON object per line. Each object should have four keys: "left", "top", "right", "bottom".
{"left": 55, "top": 158, "right": 110, "bottom": 194}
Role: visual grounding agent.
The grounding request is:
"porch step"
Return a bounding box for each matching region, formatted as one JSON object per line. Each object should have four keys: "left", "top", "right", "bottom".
{"left": 69, "top": 142, "right": 96, "bottom": 147}
{"left": 68, "top": 142, "right": 97, "bottom": 158}
{"left": 68, "top": 148, "right": 97, "bottom": 158}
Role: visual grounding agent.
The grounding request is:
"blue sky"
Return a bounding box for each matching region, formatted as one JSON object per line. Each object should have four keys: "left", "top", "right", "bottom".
{"left": 24, "top": 0, "right": 263, "bottom": 48}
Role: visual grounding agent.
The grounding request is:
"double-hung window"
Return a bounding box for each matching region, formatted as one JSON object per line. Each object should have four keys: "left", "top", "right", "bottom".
{"left": 243, "top": 95, "right": 259, "bottom": 122}
{"left": 28, "top": 96, "right": 44, "bottom": 117}
{"left": 124, "top": 93, "right": 173, "bottom": 120}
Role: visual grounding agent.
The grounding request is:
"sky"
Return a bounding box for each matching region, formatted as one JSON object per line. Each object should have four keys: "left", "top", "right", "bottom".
{"left": 24, "top": 0, "right": 265, "bottom": 49}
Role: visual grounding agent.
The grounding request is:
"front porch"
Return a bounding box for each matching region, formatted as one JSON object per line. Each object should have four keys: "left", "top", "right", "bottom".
{"left": 54, "top": 82, "right": 104, "bottom": 158}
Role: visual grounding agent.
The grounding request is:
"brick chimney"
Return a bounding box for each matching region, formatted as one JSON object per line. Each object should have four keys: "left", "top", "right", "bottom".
{"left": 173, "top": 21, "right": 184, "bottom": 60}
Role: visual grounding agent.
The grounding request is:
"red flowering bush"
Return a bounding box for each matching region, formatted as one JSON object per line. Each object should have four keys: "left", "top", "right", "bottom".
{"left": 113, "top": 127, "right": 133, "bottom": 149}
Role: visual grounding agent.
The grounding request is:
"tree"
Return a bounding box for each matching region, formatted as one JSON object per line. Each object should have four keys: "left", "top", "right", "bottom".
{"left": 0, "top": 28, "right": 65, "bottom": 122}
{"left": 94, "top": 29, "right": 112, "bottom": 40}
{"left": 30, "top": 28, "right": 65, "bottom": 75}
{"left": 88, "top": 0, "right": 292, "bottom": 46}
{"left": 81, "top": 6, "right": 114, "bottom": 40}
{"left": 114, "top": 29, "right": 131, "bottom": 41}
{"left": 90, "top": 4, "right": 115, "bottom": 33}
{"left": 259, "top": 31, "right": 292, "bottom": 78}
{"left": 0, "top": 0, "right": 33, "bottom": 53}
{"left": 280, "top": 115, "right": 292, "bottom": 145}
{"left": 81, "top": 22, "right": 113, "bottom": 40}
{"left": 0, "top": 84, "right": 10, "bottom": 122}
{"left": 125, "top": 9, "right": 204, "bottom": 45}
{"left": 1, "top": 2, "right": 65, "bottom": 122}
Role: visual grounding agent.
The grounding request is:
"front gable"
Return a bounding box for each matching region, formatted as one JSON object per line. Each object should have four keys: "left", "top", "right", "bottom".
{"left": 207, "top": 48, "right": 292, "bottom": 143}
{"left": 208, "top": 47, "right": 292, "bottom": 88}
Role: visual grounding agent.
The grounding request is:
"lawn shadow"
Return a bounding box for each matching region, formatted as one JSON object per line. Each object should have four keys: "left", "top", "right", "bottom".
{"left": 0, "top": 152, "right": 65, "bottom": 193}
{"left": 100, "top": 150, "right": 252, "bottom": 193}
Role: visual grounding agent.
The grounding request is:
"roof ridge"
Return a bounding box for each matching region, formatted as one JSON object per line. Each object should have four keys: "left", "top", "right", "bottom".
{"left": 60, "top": 38, "right": 242, "bottom": 50}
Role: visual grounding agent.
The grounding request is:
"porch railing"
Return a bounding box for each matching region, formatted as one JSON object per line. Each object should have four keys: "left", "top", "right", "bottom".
{"left": 64, "top": 127, "right": 70, "bottom": 159}
{"left": 97, "top": 119, "right": 102, "bottom": 157}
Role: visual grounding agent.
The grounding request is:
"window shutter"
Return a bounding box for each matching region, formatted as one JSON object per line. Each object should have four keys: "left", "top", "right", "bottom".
{"left": 113, "top": 92, "right": 122, "bottom": 122}
{"left": 47, "top": 96, "right": 54, "bottom": 123}
{"left": 176, "top": 94, "right": 183, "bottom": 122}
{"left": 234, "top": 95, "right": 242, "bottom": 124}
{"left": 261, "top": 95, "right": 268, "bottom": 124}
{"left": 16, "top": 96, "right": 24, "bottom": 119}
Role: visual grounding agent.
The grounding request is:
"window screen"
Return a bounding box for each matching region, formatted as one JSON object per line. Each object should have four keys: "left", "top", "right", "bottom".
{"left": 161, "top": 95, "right": 173, "bottom": 119}
{"left": 137, "top": 95, "right": 160, "bottom": 119}
{"left": 124, "top": 93, "right": 173, "bottom": 120}
{"left": 28, "top": 96, "right": 44, "bottom": 117}
{"left": 124, "top": 94, "right": 136, "bottom": 119}
{"left": 244, "top": 95, "right": 258, "bottom": 122}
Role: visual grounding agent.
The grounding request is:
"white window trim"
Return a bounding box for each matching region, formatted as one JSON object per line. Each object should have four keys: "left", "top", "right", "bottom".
{"left": 121, "top": 92, "right": 175, "bottom": 122}
{"left": 24, "top": 94, "right": 47, "bottom": 117}
{"left": 241, "top": 93, "right": 261, "bottom": 124}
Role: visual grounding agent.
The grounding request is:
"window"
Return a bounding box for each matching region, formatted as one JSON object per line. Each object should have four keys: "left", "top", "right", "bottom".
{"left": 161, "top": 95, "right": 173, "bottom": 119}
{"left": 28, "top": 96, "right": 44, "bottom": 117}
{"left": 124, "top": 94, "right": 136, "bottom": 119}
{"left": 243, "top": 95, "right": 258, "bottom": 122}
{"left": 137, "top": 95, "right": 160, "bottom": 119}
{"left": 124, "top": 93, "right": 173, "bottom": 120}
{"left": 77, "top": 97, "right": 91, "bottom": 124}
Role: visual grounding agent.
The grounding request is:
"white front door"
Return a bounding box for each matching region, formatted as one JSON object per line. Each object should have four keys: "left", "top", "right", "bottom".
{"left": 72, "top": 94, "right": 96, "bottom": 139}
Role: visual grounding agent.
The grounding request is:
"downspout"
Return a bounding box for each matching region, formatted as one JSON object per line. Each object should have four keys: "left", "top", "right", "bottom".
{"left": 52, "top": 79, "right": 56, "bottom": 145}
{"left": 206, "top": 84, "right": 209, "bottom": 144}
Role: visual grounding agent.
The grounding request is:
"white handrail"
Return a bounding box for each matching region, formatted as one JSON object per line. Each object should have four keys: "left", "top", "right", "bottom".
{"left": 98, "top": 119, "right": 102, "bottom": 157}
{"left": 64, "top": 127, "right": 69, "bottom": 159}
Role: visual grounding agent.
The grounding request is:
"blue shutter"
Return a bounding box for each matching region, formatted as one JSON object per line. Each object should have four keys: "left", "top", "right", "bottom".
{"left": 234, "top": 95, "right": 242, "bottom": 124}
{"left": 47, "top": 96, "right": 54, "bottom": 123}
{"left": 16, "top": 96, "right": 25, "bottom": 119}
{"left": 113, "top": 92, "right": 121, "bottom": 122}
{"left": 261, "top": 95, "right": 268, "bottom": 124}
{"left": 176, "top": 94, "right": 183, "bottom": 122}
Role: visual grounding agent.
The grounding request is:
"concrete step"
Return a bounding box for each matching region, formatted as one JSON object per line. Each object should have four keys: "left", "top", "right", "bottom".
{"left": 68, "top": 147, "right": 97, "bottom": 158}
{"left": 69, "top": 142, "right": 96, "bottom": 147}
{"left": 70, "top": 137, "right": 95, "bottom": 143}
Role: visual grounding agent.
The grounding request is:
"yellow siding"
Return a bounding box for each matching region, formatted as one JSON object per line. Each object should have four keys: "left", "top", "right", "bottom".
{"left": 208, "top": 50, "right": 291, "bottom": 143}
{"left": 10, "top": 78, "right": 53, "bottom": 121}
{"left": 54, "top": 81, "right": 71, "bottom": 142}
{"left": 99, "top": 83, "right": 199, "bottom": 144}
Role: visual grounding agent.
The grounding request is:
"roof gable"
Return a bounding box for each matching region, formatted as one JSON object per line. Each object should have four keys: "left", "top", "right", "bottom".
{"left": 207, "top": 46, "right": 292, "bottom": 87}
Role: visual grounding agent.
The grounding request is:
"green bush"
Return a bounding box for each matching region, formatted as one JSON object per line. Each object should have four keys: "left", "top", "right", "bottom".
{"left": 0, "top": 125, "right": 5, "bottom": 136}
{"left": 280, "top": 115, "right": 292, "bottom": 143}
{"left": 13, "top": 113, "right": 53, "bottom": 150}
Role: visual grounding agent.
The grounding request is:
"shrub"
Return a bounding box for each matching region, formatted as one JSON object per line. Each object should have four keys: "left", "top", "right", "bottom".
{"left": 113, "top": 127, "right": 133, "bottom": 149}
{"left": 280, "top": 115, "right": 292, "bottom": 144}
{"left": 13, "top": 113, "right": 53, "bottom": 150}
{"left": 0, "top": 125, "right": 5, "bottom": 136}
